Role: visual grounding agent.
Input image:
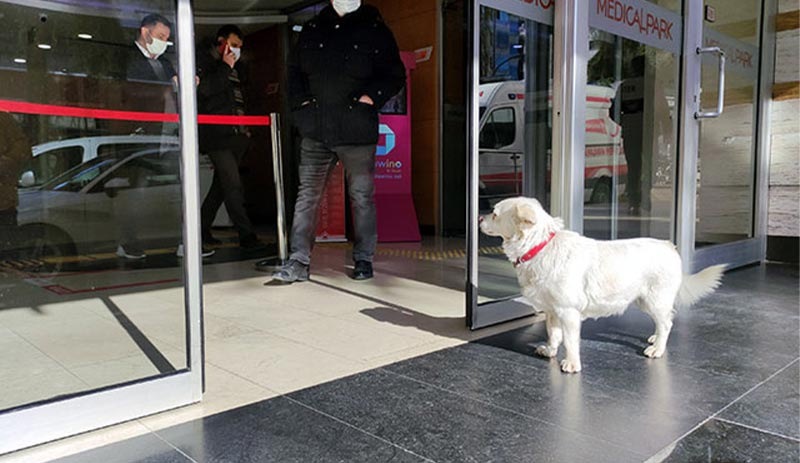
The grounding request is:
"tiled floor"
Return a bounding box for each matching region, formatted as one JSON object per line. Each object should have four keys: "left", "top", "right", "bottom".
{"left": 3, "top": 263, "right": 796, "bottom": 462}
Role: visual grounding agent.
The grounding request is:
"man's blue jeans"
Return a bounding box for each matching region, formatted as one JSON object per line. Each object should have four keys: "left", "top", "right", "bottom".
{"left": 289, "top": 138, "right": 377, "bottom": 265}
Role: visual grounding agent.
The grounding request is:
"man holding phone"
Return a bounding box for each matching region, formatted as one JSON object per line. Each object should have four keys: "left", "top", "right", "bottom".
{"left": 198, "top": 25, "right": 263, "bottom": 250}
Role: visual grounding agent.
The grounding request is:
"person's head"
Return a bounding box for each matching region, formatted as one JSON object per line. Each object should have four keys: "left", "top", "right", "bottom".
{"left": 216, "top": 25, "right": 244, "bottom": 60}
{"left": 331, "top": 0, "right": 361, "bottom": 16}
{"left": 138, "top": 14, "right": 171, "bottom": 58}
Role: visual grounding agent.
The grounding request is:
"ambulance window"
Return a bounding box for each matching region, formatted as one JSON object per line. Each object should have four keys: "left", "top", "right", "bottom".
{"left": 479, "top": 107, "right": 515, "bottom": 149}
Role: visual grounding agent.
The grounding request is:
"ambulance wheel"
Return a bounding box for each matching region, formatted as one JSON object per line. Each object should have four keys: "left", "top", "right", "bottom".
{"left": 590, "top": 177, "right": 612, "bottom": 204}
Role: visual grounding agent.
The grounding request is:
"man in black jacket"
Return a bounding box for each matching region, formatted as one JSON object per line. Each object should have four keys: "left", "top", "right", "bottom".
{"left": 198, "top": 25, "right": 262, "bottom": 249}
{"left": 274, "top": 0, "right": 405, "bottom": 282}
{"left": 116, "top": 13, "right": 178, "bottom": 260}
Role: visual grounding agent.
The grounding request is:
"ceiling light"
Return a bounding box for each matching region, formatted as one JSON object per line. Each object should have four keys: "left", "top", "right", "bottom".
{"left": 14, "top": 58, "right": 26, "bottom": 64}
{"left": 77, "top": 33, "right": 93, "bottom": 40}
{"left": 37, "top": 44, "right": 52, "bottom": 50}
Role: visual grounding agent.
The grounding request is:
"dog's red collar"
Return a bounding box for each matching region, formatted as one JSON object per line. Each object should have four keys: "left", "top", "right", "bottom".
{"left": 515, "top": 232, "right": 556, "bottom": 267}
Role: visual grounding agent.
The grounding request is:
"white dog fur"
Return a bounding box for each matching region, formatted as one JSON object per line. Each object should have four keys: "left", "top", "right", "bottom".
{"left": 480, "top": 197, "right": 725, "bottom": 373}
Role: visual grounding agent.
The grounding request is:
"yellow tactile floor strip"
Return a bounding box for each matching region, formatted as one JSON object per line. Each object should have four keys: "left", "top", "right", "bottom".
{"left": 317, "top": 243, "right": 504, "bottom": 261}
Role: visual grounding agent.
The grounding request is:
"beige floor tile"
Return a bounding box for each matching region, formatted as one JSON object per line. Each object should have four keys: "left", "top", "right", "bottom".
{"left": 204, "top": 293, "right": 325, "bottom": 332}
{"left": 266, "top": 315, "right": 445, "bottom": 363}
{"left": 0, "top": 298, "right": 106, "bottom": 330}
{"left": 362, "top": 338, "right": 468, "bottom": 369}
{"left": 205, "top": 331, "right": 369, "bottom": 394}
{"left": 312, "top": 267, "right": 465, "bottom": 316}
{"left": 70, "top": 347, "right": 187, "bottom": 391}
{"left": 0, "top": 420, "right": 152, "bottom": 463}
{"left": 139, "top": 364, "right": 277, "bottom": 432}
{"left": 9, "top": 313, "right": 147, "bottom": 369}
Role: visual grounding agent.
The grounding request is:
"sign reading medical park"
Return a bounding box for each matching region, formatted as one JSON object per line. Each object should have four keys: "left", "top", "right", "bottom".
{"left": 590, "top": 0, "right": 682, "bottom": 55}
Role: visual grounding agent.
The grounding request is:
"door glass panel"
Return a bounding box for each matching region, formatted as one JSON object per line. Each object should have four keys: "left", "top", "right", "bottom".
{"left": 477, "top": 5, "right": 553, "bottom": 303}
{"left": 0, "top": 1, "right": 188, "bottom": 413}
{"left": 695, "top": 0, "right": 761, "bottom": 247}
{"left": 584, "top": 1, "right": 682, "bottom": 241}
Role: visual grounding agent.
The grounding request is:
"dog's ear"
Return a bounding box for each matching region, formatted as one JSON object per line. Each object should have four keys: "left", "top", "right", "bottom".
{"left": 515, "top": 203, "right": 536, "bottom": 228}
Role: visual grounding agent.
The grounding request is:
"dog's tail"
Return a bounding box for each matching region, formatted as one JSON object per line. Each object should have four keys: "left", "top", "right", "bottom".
{"left": 677, "top": 264, "right": 727, "bottom": 308}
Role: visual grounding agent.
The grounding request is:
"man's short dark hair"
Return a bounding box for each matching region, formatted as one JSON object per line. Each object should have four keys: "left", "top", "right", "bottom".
{"left": 216, "top": 25, "right": 243, "bottom": 40}
{"left": 141, "top": 13, "right": 171, "bottom": 30}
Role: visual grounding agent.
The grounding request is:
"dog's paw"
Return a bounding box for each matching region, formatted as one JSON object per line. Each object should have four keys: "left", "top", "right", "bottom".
{"left": 644, "top": 345, "right": 665, "bottom": 358}
{"left": 535, "top": 345, "right": 558, "bottom": 358}
{"left": 560, "top": 359, "right": 582, "bottom": 373}
{"left": 648, "top": 335, "right": 657, "bottom": 344}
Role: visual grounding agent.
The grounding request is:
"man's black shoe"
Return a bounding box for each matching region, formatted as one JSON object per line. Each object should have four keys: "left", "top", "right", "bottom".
{"left": 240, "top": 235, "right": 265, "bottom": 249}
{"left": 203, "top": 235, "right": 222, "bottom": 246}
{"left": 352, "top": 260, "right": 373, "bottom": 281}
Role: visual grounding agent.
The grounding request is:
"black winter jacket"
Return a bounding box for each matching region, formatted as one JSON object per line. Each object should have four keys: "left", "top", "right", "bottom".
{"left": 197, "top": 46, "right": 249, "bottom": 152}
{"left": 288, "top": 4, "right": 405, "bottom": 146}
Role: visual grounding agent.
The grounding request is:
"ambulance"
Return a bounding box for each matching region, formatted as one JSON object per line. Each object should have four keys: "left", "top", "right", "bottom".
{"left": 478, "top": 80, "right": 626, "bottom": 206}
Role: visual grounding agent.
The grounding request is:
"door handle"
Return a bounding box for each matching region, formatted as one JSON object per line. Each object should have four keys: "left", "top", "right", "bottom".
{"left": 695, "top": 46, "right": 726, "bottom": 119}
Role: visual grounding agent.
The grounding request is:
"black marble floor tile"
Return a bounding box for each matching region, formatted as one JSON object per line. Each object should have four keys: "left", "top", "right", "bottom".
{"left": 477, "top": 290, "right": 798, "bottom": 385}
{"left": 382, "top": 344, "right": 706, "bottom": 456}
{"left": 288, "top": 368, "right": 643, "bottom": 463}
{"left": 473, "top": 323, "right": 758, "bottom": 416}
{"left": 52, "top": 433, "right": 191, "bottom": 463}
{"left": 719, "top": 360, "right": 800, "bottom": 440}
{"left": 661, "top": 418, "right": 800, "bottom": 463}
{"left": 154, "top": 397, "right": 426, "bottom": 463}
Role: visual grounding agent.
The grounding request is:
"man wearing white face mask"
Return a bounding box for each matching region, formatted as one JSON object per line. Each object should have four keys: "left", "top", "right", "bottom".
{"left": 115, "top": 14, "right": 182, "bottom": 260}
{"left": 273, "top": 0, "right": 405, "bottom": 282}
{"left": 128, "top": 14, "right": 176, "bottom": 84}
{"left": 198, "top": 25, "right": 264, "bottom": 250}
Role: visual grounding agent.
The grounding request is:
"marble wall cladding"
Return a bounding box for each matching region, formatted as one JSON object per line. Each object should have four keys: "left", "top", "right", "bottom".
{"left": 775, "top": 30, "right": 800, "bottom": 84}
{"left": 780, "top": 0, "right": 800, "bottom": 14}
{"left": 769, "top": 2, "right": 800, "bottom": 237}
{"left": 769, "top": 100, "right": 800, "bottom": 237}
{"left": 769, "top": 186, "right": 800, "bottom": 236}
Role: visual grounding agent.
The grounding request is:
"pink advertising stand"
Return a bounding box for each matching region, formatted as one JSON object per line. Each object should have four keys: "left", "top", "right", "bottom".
{"left": 374, "top": 52, "right": 421, "bottom": 242}
{"left": 316, "top": 52, "right": 420, "bottom": 243}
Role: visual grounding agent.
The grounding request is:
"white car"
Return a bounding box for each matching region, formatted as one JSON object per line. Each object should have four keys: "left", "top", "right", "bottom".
{"left": 22, "top": 135, "right": 180, "bottom": 188}
{"left": 16, "top": 146, "right": 210, "bottom": 268}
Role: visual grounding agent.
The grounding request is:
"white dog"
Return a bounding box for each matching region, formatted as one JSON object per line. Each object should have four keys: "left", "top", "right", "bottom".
{"left": 480, "top": 197, "right": 725, "bottom": 373}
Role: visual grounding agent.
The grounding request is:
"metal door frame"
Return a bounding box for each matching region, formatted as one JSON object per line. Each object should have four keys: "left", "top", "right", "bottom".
{"left": 676, "top": 0, "right": 776, "bottom": 273}
{"left": 0, "top": 0, "right": 203, "bottom": 453}
{"left": 467, "top": 0, "right": 777, "bottom": 330}
{"left": 467, "top": 0, "right": 585, "bottom": 329}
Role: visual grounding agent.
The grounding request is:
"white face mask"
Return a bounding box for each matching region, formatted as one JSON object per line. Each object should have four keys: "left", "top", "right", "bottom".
{"left": 229, "top": 46, "right": 242, "bottom": 61}
{"left": 146, "top": 34, "right": 169, "bottom": 58}
{"left": 332, "top": 0, "right": 361, "bottom": 16}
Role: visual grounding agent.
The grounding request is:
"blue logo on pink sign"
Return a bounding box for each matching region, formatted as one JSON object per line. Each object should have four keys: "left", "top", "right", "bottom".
{"left": 376, "top": 123, "right": 395, "bottom": 156}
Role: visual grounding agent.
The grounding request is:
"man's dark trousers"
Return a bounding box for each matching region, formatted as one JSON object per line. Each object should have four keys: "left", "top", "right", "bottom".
{"left": 200, "top": 136, "right": 256, "bottom": 241}
{"left": 289, "top": 138, "right": 377, "bottom": 265}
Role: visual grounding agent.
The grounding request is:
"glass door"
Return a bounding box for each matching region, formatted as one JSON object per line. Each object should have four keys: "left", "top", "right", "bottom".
{"left": 677, "top": 0, "right": 771, "bottom": 271}
{"left": 583, "top": 0, "right": 683, "bottom": 243}
{"left": 468, "top": 0, "right": 555, "bottom": 329}
{"left": 0, "top": 0, "right": 203, "bottom": 454}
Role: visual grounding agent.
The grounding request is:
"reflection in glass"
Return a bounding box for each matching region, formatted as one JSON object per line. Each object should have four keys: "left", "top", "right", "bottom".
{"left": 477, "top": 7, "right": 553, "bottom": 302}
{"left": 0, "top": 2, "right": 187, "bottom": 413}
{"left": 584, "top": 30, "right": 679, "bottom": 241}
{"left": 695, "top": 0, "right": 761, "bottom": 247}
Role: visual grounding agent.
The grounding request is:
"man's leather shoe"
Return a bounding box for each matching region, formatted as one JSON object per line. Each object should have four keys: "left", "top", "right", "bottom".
{"left": 352, "top": 260, "right": 373, "bottom": 280}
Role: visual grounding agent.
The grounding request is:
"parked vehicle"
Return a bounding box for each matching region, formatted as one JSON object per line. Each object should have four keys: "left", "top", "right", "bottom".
{"left": 21, "top": 135, "right": 179, "bottom": 189}
{"left": 478, "top": 81, "right": 627, "bottom": 206}
{"left": 14, "top": 147, "right": 215, "bottom": 270}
